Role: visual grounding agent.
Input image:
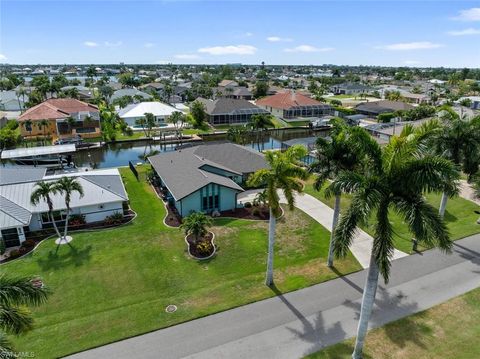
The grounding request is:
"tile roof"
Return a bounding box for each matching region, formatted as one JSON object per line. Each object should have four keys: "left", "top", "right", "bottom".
{"left": 19, "top": 98, "right": 98, "bottom": 121}
{"left": 256, "top": 91, "right": 325, "bottom": 110}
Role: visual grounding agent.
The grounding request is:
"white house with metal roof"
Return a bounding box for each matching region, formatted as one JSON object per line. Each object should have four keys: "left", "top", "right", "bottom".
{"left": 148, "top": 143, "right": 267, "bottom": 216}
{"left": 0, "top": 167, "right": 129, "bottom": 248}
{"left": 117, "top": 101, "right": 179, "bottom": 127}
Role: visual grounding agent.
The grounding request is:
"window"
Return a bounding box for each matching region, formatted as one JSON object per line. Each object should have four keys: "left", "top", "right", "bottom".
{"left": 201, "top": 184, "right": 220, "bottom": 211}
{"left": 41, "top": 211, "right": 65, "bottom": 223}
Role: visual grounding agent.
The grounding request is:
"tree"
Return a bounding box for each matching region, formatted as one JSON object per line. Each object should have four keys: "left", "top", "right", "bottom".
{"left": 180, "top": 212, "right": 212, "bottom": 243}
{"left": 30, "top": 181, "right": 63, "bottom": 240}
{"left": 53, "top": 177, "right": 84, "bottom": 247}
{"left": 0, "top": 274, "right": 49, "bottom": 355}
{"left": 168, "top": 111, "right": 186, "bottom": 142}
{"left": 247, "top": 145, "right": 309, "bottom": 286}
{"left": 227, "top": 126, "right": 249, "bottom": 145}
{"left": 253, "top": 81, "right": 268, "bottom": 98}
{"left": 190, "top": 100, "right": 207, "bottom": 129}
{"left": 98, "top": 85, "right": 114, "bottom": 102}
{"left": 15, "top": 86, "right": 27, "bottom": 113}
{"left": 331, "top": 125, "right": 459, "bottom": 359}
{"left": 310, "top": 122, "right": 380, "bottom": 267}
{"left": 21, "top": 120, "right": 33, "bottom": 137}
{"left": 433, "top": 111, "right": 480, "bottom": 217}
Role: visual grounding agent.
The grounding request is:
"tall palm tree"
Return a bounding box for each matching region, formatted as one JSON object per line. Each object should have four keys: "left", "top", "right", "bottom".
{"left": 53, "top": 177, "right": 84, "bottom": 245}
{"left": 0, "top": 274, "right": 49, "bottom": 355}
{"left": 247, "top": 145, "right": 309, "bottom": 286}
{"left": 38, "top": 119, "right": 50, "bottom": 143}
{"left": 248, "top": 114, "right": 274, "bottom": 149}
{"left": 30, "top": 181, "right": 63, "bottom": 240}
{"left": 310, "top": 122, "right": 381, "bottom": 267}
{"left": 433, "top": 110, "right": 480, "bottom": 218}
{"left": 331, "top": 126, "right": 459, "bottom": 359}
{"left": 65, "top": 116, "right": 76, "bottom": 135}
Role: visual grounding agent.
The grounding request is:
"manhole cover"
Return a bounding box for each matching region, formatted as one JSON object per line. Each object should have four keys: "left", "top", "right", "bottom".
{"left": 165, "top": 305, "right": 177, "bottom": 313}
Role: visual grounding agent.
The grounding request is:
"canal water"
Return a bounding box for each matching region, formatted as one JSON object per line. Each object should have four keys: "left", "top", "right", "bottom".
{"left": 3, "top": 128, "right": 328, "bottom": 169}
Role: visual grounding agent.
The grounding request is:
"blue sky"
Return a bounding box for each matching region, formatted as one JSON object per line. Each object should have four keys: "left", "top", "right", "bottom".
{"left": 1, "top": 1, "right": 479, "bottom": 67}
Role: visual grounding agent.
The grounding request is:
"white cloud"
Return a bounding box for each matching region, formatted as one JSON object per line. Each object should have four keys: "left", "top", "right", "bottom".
{"left": 244, "top": 32, "right": 254, "bottom": 37}
{"left": 376, "top": 41, "right": 444, "bottom": 51}
{"left": 447, "top": 28, "right": 480, "bottom": 36}
{"left": 144, "top": 43, "right": 156, "bottom": 48}
{"left": 404, "top": 60, "right": 422, "bottom": 65}
{"left": 84, "top": 41, "right": 99, "bottom": 47}
{"left": 104, "top": 41, "right": 122, "bottom": 47}
{"left": 174, "top": 54, "right": 200, "bottom": 60}
{"left": 267, "top": 36, "right": 293, "bottom": 42}
{"left": 284, "top": 45, "right": 334, "bottom": 53}
{"left": 198, "top": 45, "right": 257, "bottom": 55}
{"left": 453, "top": 8, "right": 480, "bottom": 21}
{"left": 0, "top": 54, "right": 7, "bottom": 61}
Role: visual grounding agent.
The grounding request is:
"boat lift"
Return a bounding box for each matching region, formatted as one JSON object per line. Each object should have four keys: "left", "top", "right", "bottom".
{"left": 1, "top": 144, "right": 77, "bottom": 168}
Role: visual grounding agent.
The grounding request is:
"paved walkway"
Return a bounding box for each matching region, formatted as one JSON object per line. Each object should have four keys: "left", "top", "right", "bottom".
{"left": 459, "top": 180, "right": 480, "bottom": 205}
{"left": 239, "top": 190, "right": 408, "bottom": 268}
{"left": 68, "top": 234, "right": 480, "bottom": 359}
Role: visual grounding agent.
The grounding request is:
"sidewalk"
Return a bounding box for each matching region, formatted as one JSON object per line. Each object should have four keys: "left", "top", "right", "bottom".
{"left": 459, "top": 180, "right": 480, "bottom": 205}
{"left": 279, "top": 192, "right": 408, "bottom": 268}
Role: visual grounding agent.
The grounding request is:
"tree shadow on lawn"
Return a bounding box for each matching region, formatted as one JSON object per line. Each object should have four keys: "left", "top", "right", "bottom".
{"left": 444, "top": 209, "right": 458, "bottom": 222}
{"left": 342, "top": 286, "right": 429, "bottom": 350}
{"left": 36, "top": 244, "right": 92, "bottom": 271}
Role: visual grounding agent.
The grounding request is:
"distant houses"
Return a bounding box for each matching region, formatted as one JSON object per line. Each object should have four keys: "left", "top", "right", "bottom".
{"left": 196, "top": 97, "right": 269, "bottom": 125}
{"left": 148, "top": 143, "right": 268, "bottom": 217}
{"left": 256, "top": 90, "right": 332, "bottom": 119}
{"left": 117, "top": 101, "right": 179, "bottom": 127}
{"left": 110, "top": 89, "right": 152, "bottom": 104}
{"left": 18, "top": 98, "right": 101, "bottom": 140}
{"left": 331, "top": 82, "right": 371, "bottom": 96}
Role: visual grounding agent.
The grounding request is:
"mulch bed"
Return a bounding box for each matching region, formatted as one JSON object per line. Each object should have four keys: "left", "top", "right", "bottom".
{"left": 186, "top": 232, "right": 214, "bottom": 259}
{"left": 218, "top": 206, "right": 270, "bottom": 220}
{"left": 165, "top": 204, "right": 182, "bottom": 227}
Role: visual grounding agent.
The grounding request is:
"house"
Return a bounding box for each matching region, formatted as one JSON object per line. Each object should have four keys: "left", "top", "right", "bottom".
{"left": 331, "top": 82, "right": 371, "bottom": 96}
{"left": 109, "top": 89, "right": 152, "bottom": 104}
{"left": 218, "top": 80, "right": 239, "bottom": 88}
{"left": 117, "top": 101, "right": 179, "bottom": 127}
{"left": 18, "top": 98, "right": 101, "bottom": 140}
{"left": 400, "top": 92, "right": 430, "bottom": 105}
{"left": 60, "top": 86, "right": 94, "bottom": 101}
{"left": 215, "top": 86, "right": 253, "bottom": 100}
{"left": 0, "top": 90, "right": 28, "bottom": 111}
{"left": 196, "top": 97, "right": 269, "bottom": 125}
{"left": 256, "top": 90, "right": 332, "bottom": 119}
{"left": 0, "top": 167, "right": 129, "bottom": 248}
{"left": 148, "top": 143, "right": 268, "bottom": 217}
{"left": 355, "top": 100, "right": 414, "bottom": 117}
{"left": 457, "top": 96, "right": 480, "bottom": 110}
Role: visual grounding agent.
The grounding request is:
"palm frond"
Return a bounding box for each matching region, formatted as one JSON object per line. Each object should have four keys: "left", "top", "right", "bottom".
{"left": 0, "top": 305, "right": 34, "bottom": 335}
{"left": 0, "top": 274, "right": 49, "bottom": 307}
{"left": 372, "top": 201, "right": 394, "bottom": 281}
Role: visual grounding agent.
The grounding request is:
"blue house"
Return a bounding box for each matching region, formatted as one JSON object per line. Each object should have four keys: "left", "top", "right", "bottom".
{"left": 148, "top": 143, "right": 267, "bottom": 216}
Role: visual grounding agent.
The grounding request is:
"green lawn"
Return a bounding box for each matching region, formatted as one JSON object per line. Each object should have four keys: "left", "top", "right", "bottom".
{"left": 306, "top": 286, "right": 480, "bottom": 359}
{"left": 4, "top": 167, "right": 360, "bottom": 358}
{"left": 304, "top": 178, "right": 480, "bottom": 253}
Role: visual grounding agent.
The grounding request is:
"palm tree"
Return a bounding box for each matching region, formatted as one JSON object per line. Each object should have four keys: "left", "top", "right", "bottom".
{"left": 330, "top": 126, "right": 459, "bottom": 359}
{"left": 248, "top": 114, "right": 274, "bottom": 149}
{"left": 38, "top": 119, "right": 50, "bottom": 143}
{"left": 167, "top": 111, "right": 185, "bottom": 142}
{"left": 247, "top": 145, "right": 309, "bottom": 286}
{"left": 65, "top": 116, "right": 76, "bottom": 135}
{"left": 0, "top": 274, "right": 49, "bottom": 355}
{"left": 15, "top": 87, "right": 27, "bottom": 113}
{"left": 180, "top": 212, "right": 213, "bottom": 244}
{"left": 53, "top": 177, "right": 84, "bottom": 246}
{"left": 433, "top": 110, "right": 480, "bottom": 218}
{"left": 30, "top": 181, "right": 63, "bottom": 240}
{"left": 21, "top": 120, "right": 33, "bottom": 138}
{"left": 310, "top": 122, "right": 381, "bottom": 267}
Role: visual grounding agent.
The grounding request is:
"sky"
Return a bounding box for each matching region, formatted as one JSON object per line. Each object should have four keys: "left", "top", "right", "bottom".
{"left": 0, "top": 1, "right": 479, "bottom": 67}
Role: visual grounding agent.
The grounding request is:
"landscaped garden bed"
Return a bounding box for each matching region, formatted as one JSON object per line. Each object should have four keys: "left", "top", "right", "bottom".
{"left": 219, "top": 205, "right": 270, "bottom": 220}
{"left": 185, "top": 231, "right": 215, "bottom": 259}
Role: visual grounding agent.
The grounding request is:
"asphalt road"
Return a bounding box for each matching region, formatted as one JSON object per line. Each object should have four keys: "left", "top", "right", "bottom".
{"left": 68, "top": 234, "right": 480, "bottom": 359}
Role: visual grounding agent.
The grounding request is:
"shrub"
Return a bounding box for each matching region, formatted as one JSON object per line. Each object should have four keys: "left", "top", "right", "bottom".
{"left": 22, "top": 239, "right": 36, "bottom": 248}
{"left": 244, "top": 202, "right": 252, "bottom": 208}
{"left": 104, "top": 212, "right": 124, "bottom": 225}
{"left": 69, "top": 214, "right": 86, "bottom": 226}
{"left": 9, "top": 249, "right": 20, "bottom": 258}
{"left": 252, "top": 208, "right": 261, "bottom": 217}
{"left": 196, "top": 240, "right": 213, "bottom": 256}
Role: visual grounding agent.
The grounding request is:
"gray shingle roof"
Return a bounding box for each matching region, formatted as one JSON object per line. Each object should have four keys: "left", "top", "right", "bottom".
{"left": 148, "top": 143, "right": 267, "bottom": 201}
{"left": 197, "top": 98, "right": 268, "bottom": 116}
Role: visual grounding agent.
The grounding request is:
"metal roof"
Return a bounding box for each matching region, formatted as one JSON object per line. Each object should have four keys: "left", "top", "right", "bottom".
{"left": 0, "top": 167, "right": 46, "bottom": 185}
{"left": 1, "top": 144, "right": 76, "bottom": 159}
